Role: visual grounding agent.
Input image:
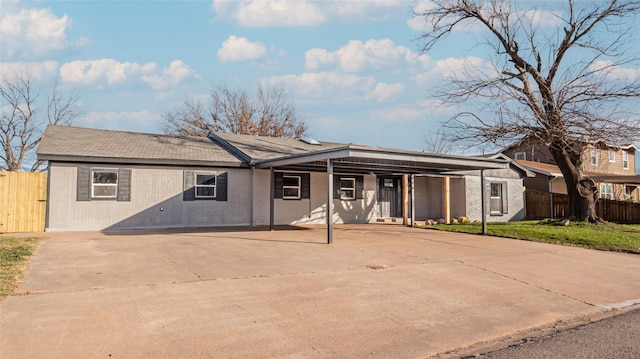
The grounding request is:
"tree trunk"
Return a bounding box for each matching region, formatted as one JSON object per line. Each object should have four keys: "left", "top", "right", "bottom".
{"left": 550, "top": 148, "right": 600, "bottom": 222}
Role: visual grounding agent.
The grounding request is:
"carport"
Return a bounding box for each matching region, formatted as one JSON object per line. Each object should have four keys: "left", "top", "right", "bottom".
{"left": 255, "top": 144, "right": 510, "bottom": 243}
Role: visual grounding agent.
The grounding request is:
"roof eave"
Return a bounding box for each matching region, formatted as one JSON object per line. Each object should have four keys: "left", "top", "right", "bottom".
{"left": 37, "top": 154, "right": 248, "bottom": 168}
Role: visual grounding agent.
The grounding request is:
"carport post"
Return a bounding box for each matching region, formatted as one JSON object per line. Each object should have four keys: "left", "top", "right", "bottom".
{"left": 410, "top": 174, "right": 415, "bottom": 227}
{"left": 327, "top": 158, "right": 333, "bottom": 244}
{"left": 480, "top": 169, "right": 487, "bottom": 235}
{"left": 269, "top": 166, "right": 275, "bottom": 231}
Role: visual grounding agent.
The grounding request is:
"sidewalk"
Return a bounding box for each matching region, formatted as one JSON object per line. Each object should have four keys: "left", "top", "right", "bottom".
{"left": 2, "top": 225, "right": 639, "bottom": 358}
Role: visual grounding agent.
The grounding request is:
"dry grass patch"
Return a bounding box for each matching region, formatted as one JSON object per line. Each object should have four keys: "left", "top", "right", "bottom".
{"left": 0, "top": 237, "right": 41, "bottom": 299}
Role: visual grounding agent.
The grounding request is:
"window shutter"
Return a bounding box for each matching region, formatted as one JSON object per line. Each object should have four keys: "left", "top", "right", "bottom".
{"left": 301, "top": 173, "right": 310, "bottom": 199}
{"left": 274, "top": 172, "right": 283, "bottom": 199}
{"left": 355, "top": 175, "right": 364, "bottom": 200}
{"left": 183, "top": 170, "right": 195, "bottom": 201}
{"left": 117, "top": 168, "right": 132, "bottom": 202}
{"left": 501, "top": 182, "right": 508, "bottom": 214}
{"left": 333, "top": 176, "right": 340, "bottom": 199}
{"left": 216, "top": 172, "right": 228, "bottom": 201}
{"left": 77, "top": 166, "right": 91, "bottom": 201}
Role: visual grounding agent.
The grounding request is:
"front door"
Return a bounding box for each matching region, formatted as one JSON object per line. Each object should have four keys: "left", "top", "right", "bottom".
{"left": 378, "top": 177, "right": 401, "bottom": 217}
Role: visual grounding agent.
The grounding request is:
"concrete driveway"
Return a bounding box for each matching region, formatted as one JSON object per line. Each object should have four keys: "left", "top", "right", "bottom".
{"left": 2, "top": 225, "right": 639, "bottom": 358}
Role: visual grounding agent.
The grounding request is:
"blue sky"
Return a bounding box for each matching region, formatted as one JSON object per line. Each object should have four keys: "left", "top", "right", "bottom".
{"left": 1, "top": 0, "right": 639, "bottom": 160}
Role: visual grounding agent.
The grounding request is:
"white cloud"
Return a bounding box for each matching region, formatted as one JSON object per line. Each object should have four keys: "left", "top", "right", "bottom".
{"left": 213, "top": 0, "right": 406, "bottom": 28}
{"left": 60, "top": 59, "right": 157, "bottom": 86}
{"left": 590, "top": 60, "right": 640, "bottom": 81}
{"left": 0, "top": 61, "right": 58, "bottom": 81}
{"left": 412, "top": 56, "right": 493, "bottom": 85}
{"left": 0, "top": 3, "right": 88, "bottom": 60}
{"left": 78, "top": 110, "right": 160, "bottom": 132}
{"left": 305, "top": 39, "right": 431, "bottom": 73}
{"left": 368, "top": 83, "right": 405, "bottom": 102}
{"left": 217, "top": 35, "right": 267, "bottom": 63}
{"left": 369, "top": 105, "right": 423, "bottom": 124}
{"left": 262, "top": 72, "right": 377, "bottom": 100}
{"left": 142, "top": 60, "right": 200, "bottom": 90}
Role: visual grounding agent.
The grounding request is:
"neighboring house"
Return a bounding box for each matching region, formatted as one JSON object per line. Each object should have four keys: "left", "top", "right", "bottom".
{"left": 503, "top": 137, "right": 640, "bottom": 202}
{"left": 37, "top": 125, "right": 532, "bottom": 232}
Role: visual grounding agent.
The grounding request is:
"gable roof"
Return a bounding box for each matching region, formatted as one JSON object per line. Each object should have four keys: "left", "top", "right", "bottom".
{"left": 516, "top": 159, "right": 640, "bottom": 184}
{"left": 515, "top": 160, "right": 563, "bottom": 177}
{"left": 37, "top": 125, "right": 246, "bottom": 167}
{"left": 483, "top": 153, "right": 535, "bottom": 177}
{"left": 37, "top": 125, "right": 511, "bottom": 174}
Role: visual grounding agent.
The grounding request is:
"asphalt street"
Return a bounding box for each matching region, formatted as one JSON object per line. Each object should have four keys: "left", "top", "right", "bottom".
{"left": 467, "top": 308, "right": 640, "bottom": 359}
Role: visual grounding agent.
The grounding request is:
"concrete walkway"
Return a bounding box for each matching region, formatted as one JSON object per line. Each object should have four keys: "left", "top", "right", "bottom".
{"left": 2, "top": 225, "right": 639, "bottom": 358}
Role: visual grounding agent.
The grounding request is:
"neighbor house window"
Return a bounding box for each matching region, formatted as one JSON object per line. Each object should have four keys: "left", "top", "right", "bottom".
{"left": 590, "top": 147, "right": 598, "bottom": 166}
{"left": 195, "top": 173, "right": 216, "bottom": 198}
{"left": 490, "top": 182, "right": 506, "bottom": 214}
{"left": 339, "top": 178, "right": 356, "bottom": 200}
{"left": 600, "top": 183, "right": 613, "bottom": 200}
{"left": 624, "top": 186, "right": 634, "bottom": 201}
{"left": 91, "top": 169, "right": 118, "bottom": 199}
{"left": 282, "top": 175, "right": 301, "bottom": 199}
{"left": 622, "top": 151, "right": 629, "bottom": 170}
{"left": 608, "top": 149, "right": 616, "bottom": 162}
{"left": 514, "top": 152, "right": 526, "bottom": 160}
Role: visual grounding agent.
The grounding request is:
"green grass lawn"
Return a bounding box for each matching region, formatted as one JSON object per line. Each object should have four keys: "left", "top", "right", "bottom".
{"left": 0, "top": 236, "right": 41, "bottom": 299}
{"left": 429, "top": 221, "right": 640, "bottom": 254}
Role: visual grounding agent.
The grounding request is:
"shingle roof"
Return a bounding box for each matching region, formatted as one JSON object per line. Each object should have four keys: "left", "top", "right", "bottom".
{"left": 516, "top": 159, "right": 639, "bottom": 182}
{"left": 211, "top": 132, "right": 346, "bottom": 161}
{"left": 515, "top": 160, "right": 564, "bottom": 176}
{"left": 37, "top": 125, "right": 245, "bottom": 166}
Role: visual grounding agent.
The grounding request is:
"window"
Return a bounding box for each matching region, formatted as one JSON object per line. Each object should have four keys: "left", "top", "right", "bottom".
{"left": 183, "top": 171, "right": 227, "bottom": 201}
{"left": 273, "top": 173, "right": 309, "bottom": 200}
{"left": 195, "top": 173, "right": 216, "bottom": 198}
{"left": 608, "top": 149, "right": 616, "bottom": 163}
{"left": 490, "top": 183, "right": 503, "bottom": 214}
{"left": 600, "top": 183, "right": 613, "bottom": 200}
{"left": 333, "top": 175, "right": 364, "bottom": 200}
{"left": 622, "top": 151, "right": 629, "bottom": 170}
{"left": 489, "top": 182, "right": 508, "bottom": 214}
{"left": 339, "top": 178, "right": 356, "bottom": 200}
{"left": 91, "top": 169, "right": 118, "bottom": 198}
{"left": 514, "top": 152, "right": 526, "bottom": 160}
{"left": 590, "top": 146, "right": 598, "bottom": 166}
{"left": 78, "top": 167, "right": 130, "bottom": 202}
{"left": 624, "top": 186, "right": 635, "bottom": 201}
{"left": 282, "top": 175, "right": 301, "bottom": 199}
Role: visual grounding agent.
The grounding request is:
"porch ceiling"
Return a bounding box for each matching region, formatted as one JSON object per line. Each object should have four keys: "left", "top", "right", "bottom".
{"left": 254, "top": 145, "right": 509, "bottom": 175}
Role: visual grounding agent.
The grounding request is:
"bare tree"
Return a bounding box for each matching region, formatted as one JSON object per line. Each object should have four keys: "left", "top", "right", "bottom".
{"left": 0, "top": 72, "right": 80, "bottom": 172}
{"left": 415, "top": 0, "right": 640, "bottom": 222}
{"left": 423, "top": 127, "right": 456, "bottom": 154}
{"left": 163, "top": 84, "right": 308, "bottom": 139}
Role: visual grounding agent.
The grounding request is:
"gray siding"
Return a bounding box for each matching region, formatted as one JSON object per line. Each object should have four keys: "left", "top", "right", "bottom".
{"left": 252, "top": 170, "right": 377, "bottom": 225}
{"left": 465, "top": 174, "right": 525, "bottom": 222}
{"left": 47, "top": 163, "right": 252, "bottom": 231}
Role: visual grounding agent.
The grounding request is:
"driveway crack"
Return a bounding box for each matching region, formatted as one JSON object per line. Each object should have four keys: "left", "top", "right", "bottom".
{"left": 455, "top": 260, "right": 598, "bottom": 308}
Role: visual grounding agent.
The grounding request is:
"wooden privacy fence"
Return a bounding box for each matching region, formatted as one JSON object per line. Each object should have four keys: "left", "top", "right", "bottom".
{"left": 0, "top": 171, "right": 47, "bottom": 233}
{"left": 525, "top": 189, "right": 640, "bottom": 224}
